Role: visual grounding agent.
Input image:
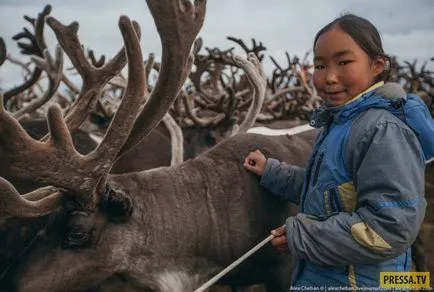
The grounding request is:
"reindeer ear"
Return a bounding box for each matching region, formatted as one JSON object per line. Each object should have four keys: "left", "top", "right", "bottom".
{"left": 101, "top": 185, "right": 133, "bottom": 224}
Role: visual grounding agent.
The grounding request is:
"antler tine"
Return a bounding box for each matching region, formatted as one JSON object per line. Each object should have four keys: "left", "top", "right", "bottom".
{"left": 269, "top": 55, "right": 283, "bottom": 72}
{"left": 0, "top": 93, "right": 38, "bottom": 150}
{"left": 99, "top": 20, "right": 141, "bottom": 76}
{"left": 0, "top": 38, "right": 6, "bottom": 67}
{"left": 232, "top": 53, "right": 267, "bottom": 134}
{"left": 92, "top": 16, "right": 145, "bottom": 187}
{"left": 45, "top": 18, "right": 95, "bottom": 80}
{"left": 119, "top": 0, "right": 207, "bottom": 157}
{"left": 161, "top": 113, "right": 184, "bottom": 166}
{"left": 295, "top": 61, "right": 315, "bottom": 98}
{"left": 88, "top": 49, "right": 106, "bottom": 68}
{"left": 144, "top": 53, "right": 155, "bottom": 83}
{"left": 193, "top": 37, "right": 203, "bottom": 56}
{"left": 13, "top": 46, "right": 64, "bottom": 119}
{"left": 34, "top": 4, "right": 51, "bottom": 52}
{"left": 45, "top": 17, "right": 141, "bottom": 134}
{"left": 227, "top": 36, "right": 249, "bottom": 55}
{"left": 0, "top": 17, "right": 144, "bottom": 211}
{"left": 302, "top": 51, "right": 311, "bottom": 65}
{"left": 0, "top": 177, "right": 62, "bottom": 223}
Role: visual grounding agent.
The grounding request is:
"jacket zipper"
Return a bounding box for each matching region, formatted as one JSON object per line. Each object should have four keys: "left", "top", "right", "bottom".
{"left": 300, "top": 127, "right": 329, "bottom": 212}
{"left": 312, "top": 152, "right": 324, "bottom": 186}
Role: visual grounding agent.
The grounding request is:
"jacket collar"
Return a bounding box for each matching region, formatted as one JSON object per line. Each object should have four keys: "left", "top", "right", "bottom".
{"left": 343, "top": 81, "right": 384, "bottom": 105}
{"left": 310, "top": 82, "right": 398, "bottom": 128}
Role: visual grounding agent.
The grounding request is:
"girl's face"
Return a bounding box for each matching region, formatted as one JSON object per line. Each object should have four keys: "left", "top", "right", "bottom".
{"left": 312, "top": 26, "right": 385, "bottom": 106}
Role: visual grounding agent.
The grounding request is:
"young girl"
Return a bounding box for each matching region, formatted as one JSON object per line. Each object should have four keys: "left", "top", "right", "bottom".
{"left": 244, "top": 14, "right": 430, "bottom": 289}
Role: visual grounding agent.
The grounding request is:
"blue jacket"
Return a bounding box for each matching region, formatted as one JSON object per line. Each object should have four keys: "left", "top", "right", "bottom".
{"left": 260, "top": 83, "right": 429, "bottom": 290}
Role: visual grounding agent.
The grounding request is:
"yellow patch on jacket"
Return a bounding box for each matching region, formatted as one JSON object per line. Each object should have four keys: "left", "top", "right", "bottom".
{"left": 338, "top": 182, "right": 357, "bottom": 212}
{"left": 351, "top": 222, "right": 392, "bottom": 250}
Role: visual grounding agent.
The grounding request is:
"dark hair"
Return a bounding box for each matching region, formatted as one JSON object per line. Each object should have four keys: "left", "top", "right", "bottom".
{"left": 313, "top": 13, "right": 390, "bottom": 82}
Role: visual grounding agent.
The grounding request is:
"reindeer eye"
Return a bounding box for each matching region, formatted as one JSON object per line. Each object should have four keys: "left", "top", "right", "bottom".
{"left": 65, "top": 229, "right": 91, "bottom": 248}
{"left": 61, "top": 211, "right": 95, "bottom": 249}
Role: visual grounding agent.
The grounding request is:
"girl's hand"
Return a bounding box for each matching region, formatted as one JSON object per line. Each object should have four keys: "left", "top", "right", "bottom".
{"left": 243, "top": 149, "right": 266, "bottom": 176}
{"left": 271, "top": 225, "right": 288, "bottom": 252}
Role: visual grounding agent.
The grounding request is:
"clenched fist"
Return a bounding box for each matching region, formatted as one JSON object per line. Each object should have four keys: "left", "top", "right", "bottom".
{"left": 243, "top": 149, "right": 266, "bottom": 176}
{"left": 271, "top": 225, "right": 288, "bottom": 252}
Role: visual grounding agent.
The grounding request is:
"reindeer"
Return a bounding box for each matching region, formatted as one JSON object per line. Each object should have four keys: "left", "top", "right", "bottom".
{"left": 0, "top": 1, "right": 319, "bottom": 291}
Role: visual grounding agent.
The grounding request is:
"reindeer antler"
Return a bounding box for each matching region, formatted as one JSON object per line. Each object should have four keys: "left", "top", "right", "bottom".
{"left": 3, "top": 5, "right": 51, "bottom": 105}
{"left": 269, "top": 52, "right": 297, "bottom": 92}
{"left": 232, "top": 53, "right": 267, "bottom": 134}
{"left": 181, "top": 53, "right": 266, "bottom": 131}
{"left": 0, "top": 177, "right": 62, "bottom": 223}
{"left": 227, "top": 36, "right": 266, "bottom": 61}
{"left": 0, "top": 16, "right": 145, "bottom": 219}
{"left": 182, "top": 90, "right": 227, "bottom": 127}
{"left": 12, "top": 46, "right": 64, "bottom": 118}
{"left": 45, "top": 15, "right": 140, "bottom": 134}
{"left": 119, "top": 0, "right": 207, "bottom": 156}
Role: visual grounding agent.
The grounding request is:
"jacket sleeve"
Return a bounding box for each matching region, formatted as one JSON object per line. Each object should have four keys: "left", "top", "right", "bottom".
{"left": 259, "top": 158, "right": 305, "bottom": 205}
{"left": 285, "top": 117, "right": 426, "bottom": 266}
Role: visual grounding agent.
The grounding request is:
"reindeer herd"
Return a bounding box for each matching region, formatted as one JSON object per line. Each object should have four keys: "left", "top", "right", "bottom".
{"left": 0, "top": 1, "right": 433, "bottom": 291}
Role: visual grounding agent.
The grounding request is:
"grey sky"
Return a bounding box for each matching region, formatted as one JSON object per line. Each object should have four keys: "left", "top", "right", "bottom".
{"left": 1, "top": 0, "right": 433, "bottom": 89}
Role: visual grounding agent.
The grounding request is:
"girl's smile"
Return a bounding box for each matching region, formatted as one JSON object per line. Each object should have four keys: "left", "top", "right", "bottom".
{"left": 323, "top": 90, "right": 347, "bottom": 102}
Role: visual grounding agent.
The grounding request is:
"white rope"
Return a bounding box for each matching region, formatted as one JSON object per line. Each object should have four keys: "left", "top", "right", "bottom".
{"left": 194, "top": 234, "right": 275, "bottom": 292}
{"left": 247, "top": 123, "right": 314, "bottom": 136}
